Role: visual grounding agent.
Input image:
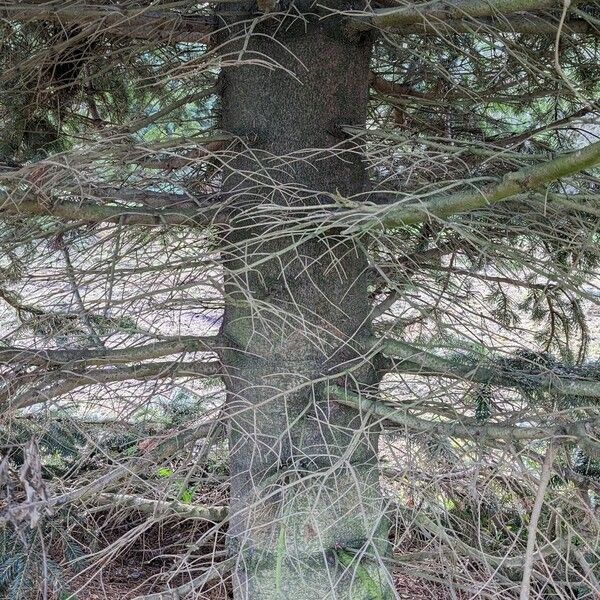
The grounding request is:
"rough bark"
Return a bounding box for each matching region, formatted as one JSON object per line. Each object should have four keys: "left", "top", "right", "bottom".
{"left": 218, "top": 7, "right": 395, "bottom": 599}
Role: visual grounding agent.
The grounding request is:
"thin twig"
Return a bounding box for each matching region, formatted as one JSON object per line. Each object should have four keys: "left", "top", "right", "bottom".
{"left": 519, "top": 443, "right": 557, "bottom": 600}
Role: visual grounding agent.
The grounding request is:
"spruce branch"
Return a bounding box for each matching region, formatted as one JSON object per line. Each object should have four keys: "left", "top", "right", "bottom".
{"left": 372, "top": 337, "right": 600, "bottom": 398}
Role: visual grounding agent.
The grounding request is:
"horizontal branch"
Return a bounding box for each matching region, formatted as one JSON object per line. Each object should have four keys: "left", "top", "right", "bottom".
{"left": 381, "top": 14, "right": 598, "bottom": 35}
{"left": 7, "top": 360, "right": 222, "bottom": 411}
{"left": 329, "top": 384, "right": 600, "bottom": 441}
{"left": 3, "top": 140, "right": 598, "bottom": 233}
{"left": 341, "top": 137, "right": 600, "bottom": 231}
{"left": 1, "top": 421, "right": 223, "bottom": 528}
{"left": 0, "top": 336, "right": 217, "bottom": 369}
{"left": 86, "top": 187, "right": 229, "bottom": 211}
{"left": 88, "top": 187, "right": 200, "bottom": 209}
{"left": 125, "top": 139, "right": 230, "bottom": 171}
{"left": 0, "top": 194, "right": 225, "bottom": 227}
{"left": 0, "top": 2, "right": 215, "bottom": 44}
{"left": 0, "top": 133, "right": 230, "bottom": 180}
{"left": 372, "top": 337, "right": 600, "bottom": 398}
{"left": 348, "top": 0, "right": 581, "bottom": 30}
{"left": 0, "top": 151, "right": 230, "bottom": 218}
{"left": 94, "top": 493, "right": 227, "bottom": 522}
{"left": 133, "top": 559, "right": 234, "bottom": 600}
{"left": 3, "top": 0, "right": 597, "bottom": 45}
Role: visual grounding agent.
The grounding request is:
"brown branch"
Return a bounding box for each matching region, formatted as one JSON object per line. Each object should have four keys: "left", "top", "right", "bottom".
{"left": 93, "top": 493, "right": 227, "bottom": 522}
{"left": 5, "top": 360, "right": 222, "bottom": 411}
{"left": 0, "top": 336, "right": 218, "bottom": 369}
{"left": 0, "top": 2, "right": 216, "bottom": 44}
{"left": 369, "top": 72, "right": 422, "bottom": 99}
{"left": 0, "top": 194, "right": 226, "bottom": 227}
{"left": 348, "top": 0, "right": 593, "bottom": 31}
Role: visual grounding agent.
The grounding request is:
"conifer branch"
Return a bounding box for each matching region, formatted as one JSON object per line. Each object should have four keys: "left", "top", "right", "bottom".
{"left": 329, "top": 384, "right": 600, "bottom": 441}
{"left": 338, "top": 138, "right": 600, "bottom": 231}
{"left": 372, "top": 337, "right": 600, "bottom": 398}
{"left": 348, "top": 0, "right": 585, "bottom": 30}
{"left": 0, "top": 2, "right": 215, "bottom": 44}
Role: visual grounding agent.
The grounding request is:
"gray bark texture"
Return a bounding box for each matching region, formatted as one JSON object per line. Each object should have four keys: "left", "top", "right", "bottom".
{"left": 217, "top": 4, "right": 396, "bottom": 599}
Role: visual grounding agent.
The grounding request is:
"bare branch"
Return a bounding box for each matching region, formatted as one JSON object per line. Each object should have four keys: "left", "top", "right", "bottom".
{"left": 348, "top": 0, "right": 589, "bottom": 30}
{"left": 5, "top": 360, "right": 222, "bottom": 411}
{"left": 0, "top": 336, "right": 218, "bottom": 368}
{"left": 340, "top": 138, "right": 600, "bottom": 231}
{"left": 0, "top": 2, "right": 215, "bottom": 44}
{"left": 132, "top": 559, "right": 234, "bottom": 600}
{"left": 519, "top": 443, "right": 557, "bottom": 600}
{"left": 0, "top": 194, "right": 226, "bottom": 227}
{"left": 6, "top": 136, "right": 599, "bottom": 231}
{"left": 94, "top": 493, "right": 227, "bottom": 522}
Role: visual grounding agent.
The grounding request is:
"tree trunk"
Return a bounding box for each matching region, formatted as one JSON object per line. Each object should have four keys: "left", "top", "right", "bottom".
{"left": 218, "top": 8, "right": 395, "bottom": 598}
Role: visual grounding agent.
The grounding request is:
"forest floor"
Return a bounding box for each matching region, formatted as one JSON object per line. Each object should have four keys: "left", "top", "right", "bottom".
{"left": 72, "top": 568, "right": 451, "bottom": 600}
{"left": 63, "top": 507, "right": 457, "bottom": 600}
{"left": 70, "top": 555, "right": 453, "bottom": 600}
